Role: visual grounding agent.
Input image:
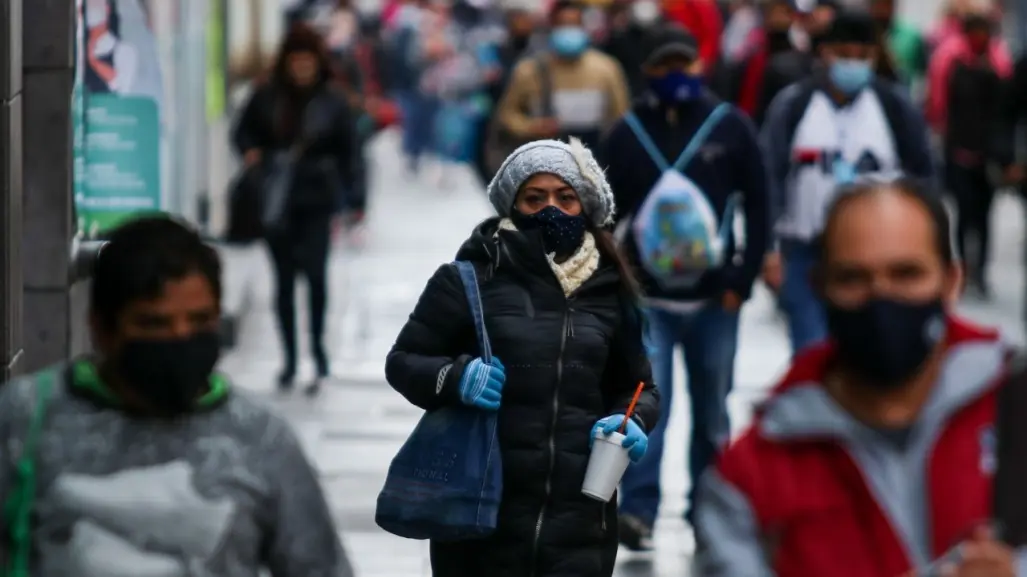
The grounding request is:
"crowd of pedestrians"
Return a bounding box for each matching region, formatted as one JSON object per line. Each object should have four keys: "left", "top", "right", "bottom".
{"left": 6, "top": 0, "right": 1027, "bottom": 576}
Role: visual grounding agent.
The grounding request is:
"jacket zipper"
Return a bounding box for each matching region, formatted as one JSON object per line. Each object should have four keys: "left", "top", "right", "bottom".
{"left": 529, "top": 307, "right": 571, "bottom": 577}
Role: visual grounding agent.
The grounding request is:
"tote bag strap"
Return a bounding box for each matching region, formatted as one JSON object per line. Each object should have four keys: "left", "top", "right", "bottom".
{"left": 452, "top": 261, "right": 492, "bottom": 364}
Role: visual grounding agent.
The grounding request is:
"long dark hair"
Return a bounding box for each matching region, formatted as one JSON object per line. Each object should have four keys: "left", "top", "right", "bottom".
{"left": 592, "top": 228, "right": 642, "bottom": 303}
{"left": 269, "top": 23, "right": 339, "bottom": 139}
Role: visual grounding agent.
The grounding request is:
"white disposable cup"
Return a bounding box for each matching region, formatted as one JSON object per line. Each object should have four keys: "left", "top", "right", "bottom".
{"left": 581, "top": 430, "right": 631, "bottom": 502}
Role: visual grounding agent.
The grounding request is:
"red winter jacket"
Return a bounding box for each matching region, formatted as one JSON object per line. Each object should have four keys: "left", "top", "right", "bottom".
{"left": 695, "top": 316, "right": 1008, "bottom": 577}
{"left": 664, "top": 0, "right": 723, "bottom": 70}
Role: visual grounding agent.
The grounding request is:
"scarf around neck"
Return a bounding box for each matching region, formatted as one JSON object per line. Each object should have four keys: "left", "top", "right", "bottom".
{"left": 497, "top": 218, "right": 601, "bottom": 297}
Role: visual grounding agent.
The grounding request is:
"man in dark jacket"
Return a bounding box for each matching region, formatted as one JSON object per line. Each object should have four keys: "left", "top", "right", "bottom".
{"left": 760, "top": 9, "right": 934, "bottom": 355}
{"left": 598, "top": 23, "right": 769, "bottom": 551}
{"left": 601, "top": 0, "right": 662, "bottom": 99}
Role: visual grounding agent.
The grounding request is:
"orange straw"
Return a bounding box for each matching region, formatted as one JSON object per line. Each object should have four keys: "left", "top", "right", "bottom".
{"left": 619, "top": 381, "right": 646, "bottom": 434}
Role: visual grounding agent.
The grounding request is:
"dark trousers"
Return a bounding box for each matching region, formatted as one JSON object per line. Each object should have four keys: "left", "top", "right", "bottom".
{"left": 265, "top": 212, "right": 332, "bottom": 373}
{"left": 947, "top": 161, "right": 995, "bottom": 285}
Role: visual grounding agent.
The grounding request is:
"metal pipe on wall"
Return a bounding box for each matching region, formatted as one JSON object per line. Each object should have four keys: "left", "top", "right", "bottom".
{"left": 1, "top": 0, "right": 25, "bottom": 381}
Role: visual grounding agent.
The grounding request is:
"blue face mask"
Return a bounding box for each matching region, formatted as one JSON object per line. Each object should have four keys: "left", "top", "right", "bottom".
{"left": 649, "top": 71, "right": 703, "bottom": 103}
{"left": 829, "top": 58, "right": 873, "bottom": 95}
{"left": 550, "top": 26, "right": 589, "bottom": 58}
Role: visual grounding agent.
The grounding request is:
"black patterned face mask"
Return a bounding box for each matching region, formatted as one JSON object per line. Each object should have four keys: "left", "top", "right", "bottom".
{"left": 510, "top": 205, "right": 587, "bottom": 258}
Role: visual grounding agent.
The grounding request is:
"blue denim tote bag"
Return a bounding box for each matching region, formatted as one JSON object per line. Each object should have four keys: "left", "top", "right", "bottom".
{"left": 375, "top": 261, "right": 502, "bottom": 541}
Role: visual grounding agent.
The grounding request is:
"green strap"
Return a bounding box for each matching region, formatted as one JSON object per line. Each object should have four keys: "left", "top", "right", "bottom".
{"left": 4, "top": 369, "right": 55, "bottom": 577}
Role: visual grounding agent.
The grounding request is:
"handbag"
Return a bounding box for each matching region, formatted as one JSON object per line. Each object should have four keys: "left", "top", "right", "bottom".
{"left": 375, "top": 261, "right": 503, "bottom": 541}
{"left": 224, "top": 165, "right": 265, "bottom": 244}
{"left": 2, "top": 370, "right": 56, "bottom": 577}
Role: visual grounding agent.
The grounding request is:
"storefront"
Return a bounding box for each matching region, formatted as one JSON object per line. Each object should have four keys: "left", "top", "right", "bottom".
{"left": 73, "top": 0, "right": 229, "bottom": 237}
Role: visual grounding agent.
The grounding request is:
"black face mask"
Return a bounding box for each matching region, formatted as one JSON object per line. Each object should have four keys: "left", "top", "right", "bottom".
{"left": 826, "top": 297, "right": 947, "bottom": 389}
{"left": 117, "top": 331, "right": 222, "bottom": 414}
{"left": 510, "top": 205, "right": 588, "bottom": 259}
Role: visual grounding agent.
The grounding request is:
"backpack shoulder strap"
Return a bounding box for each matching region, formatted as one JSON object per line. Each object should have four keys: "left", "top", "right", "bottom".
{"left": 623, "top": 112, "right": 671, "bottom": 172}
{"left": 871, "top": 79, "right": 916, "bottom": 172}
{"left": 673, "top": 102, "right": 733, "bottom": 170}
{"left": 452, "top": 261, "right": 492, "bottom": 364}
{"left": 780, "top": 79, "right": 818, "bottom": 155}
{"left": 5, "top": 369, "right": 57, "bottom": 577}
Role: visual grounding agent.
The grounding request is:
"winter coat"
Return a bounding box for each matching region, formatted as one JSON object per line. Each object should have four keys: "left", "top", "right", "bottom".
{"left": 232, "top": 82, "right": 356, "bottom": 215}
{"left": 385, "top": 218, "right": 660, "bottom": 577}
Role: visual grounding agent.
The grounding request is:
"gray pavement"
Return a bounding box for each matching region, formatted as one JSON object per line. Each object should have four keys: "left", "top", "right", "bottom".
{"left": 218, "top": 131, "right": 1027, "bottom": 576}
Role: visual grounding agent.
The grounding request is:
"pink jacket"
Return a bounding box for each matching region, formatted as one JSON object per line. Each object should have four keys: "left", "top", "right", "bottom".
{"left": 925, "top": 34, "right": 1012, "bottom": 133}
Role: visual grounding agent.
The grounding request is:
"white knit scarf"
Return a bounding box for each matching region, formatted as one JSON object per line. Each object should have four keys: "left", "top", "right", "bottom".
{"left": 497, "top": 218, "right": 601, "bottom": 297}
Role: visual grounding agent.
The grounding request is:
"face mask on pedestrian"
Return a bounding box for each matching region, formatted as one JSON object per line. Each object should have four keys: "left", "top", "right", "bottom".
{"left": 511, "top": 205, "right": 588, "bottom": 258}
{"left": 825, "top": 296, "right": 947, "bottom": 389}
{"left": 829, "top": 57, "right": 874, "bottom": 95}
{"left": 550, "top": 26, "right": 590, "bottom": 58}
{"left": 630, "top": 1, "right": 660, "bottom": 26}
{"left": 117, "top": 331, "right": 222, "bottom": 414}
{"left": 649, "top": 70, "right": 704, "bottom": 104}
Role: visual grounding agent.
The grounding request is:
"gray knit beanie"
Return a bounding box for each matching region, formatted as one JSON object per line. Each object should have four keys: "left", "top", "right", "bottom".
{"left": 486, "top": 138, "right": 616, "bottom": 227}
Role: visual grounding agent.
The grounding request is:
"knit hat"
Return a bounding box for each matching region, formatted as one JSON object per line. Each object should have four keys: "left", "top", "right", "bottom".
{"left": 486, "top": 138, "right": 616, "bottom": 227}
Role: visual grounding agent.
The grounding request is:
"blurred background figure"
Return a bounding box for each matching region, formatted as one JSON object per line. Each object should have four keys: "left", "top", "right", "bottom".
{"left": 927, "top": 7, "right": 1012, "bottom": 298}
{"left": 663, "top": 0, "right": 726, "bottom": 74}
{"left": 602, "top": 0, "right": 663, "bottom": 98}
{"left": 800, "top": 0, "right": 839, "bottom": 53}
{"left": 494, "top": 0, "right": 628, "bottom": 155}
{"left": 418, "top": 0, "right": 501, "bottom": 186}
{"left": 734, "top": 0, "right": 814, "bottom": 126}
{"left": 476, "top": 1, "right": 544, "bottom": 185}
{"left": 232, "top": 24, "right": 357, "bottom": 393}
{"left": 389, "top": 0, "right": 438, "bottom": 176}
{"left": 721, "top": 0, "right": 762, "bottom": 64}
{"left": 870, "top": 0, "right": 928, "bottom": 89}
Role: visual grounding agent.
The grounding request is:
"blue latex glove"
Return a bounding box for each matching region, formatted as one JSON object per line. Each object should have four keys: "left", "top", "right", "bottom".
{"left": 591, "top": 414, "right": 648, "bottom": 463}
{"left": 458, "top": 357, "right": 505, "bottom": 411}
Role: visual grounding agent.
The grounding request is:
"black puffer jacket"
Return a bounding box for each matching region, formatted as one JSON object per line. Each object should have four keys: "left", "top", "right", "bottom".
{"left": 386, "top": 218, "right": 660, "bottom": 577}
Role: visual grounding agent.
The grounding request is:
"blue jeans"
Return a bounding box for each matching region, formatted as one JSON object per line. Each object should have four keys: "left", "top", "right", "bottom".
{"left": 619, "top": 303, "right": 740, "bottom": 527}
{"left": 779, "top": 240, "right": 828, "bottom": 355}
{"left": 396, "top": 91, "right": 437, "bottom": 168}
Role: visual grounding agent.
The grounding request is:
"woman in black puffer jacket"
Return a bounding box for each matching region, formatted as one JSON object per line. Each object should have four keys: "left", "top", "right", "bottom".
{"left": 385, "top": 138, "right": 660, "bottom": 577}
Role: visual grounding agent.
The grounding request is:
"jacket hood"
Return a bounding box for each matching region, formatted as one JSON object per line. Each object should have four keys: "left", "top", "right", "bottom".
{"left": 755, "top": 315, "right": 1005, "bottom": 441}
{"left": 453, "top": 217, "right": 621, "bottom": 294}
{"left": 454, "top": 217, "right": 503, "bottom": 264}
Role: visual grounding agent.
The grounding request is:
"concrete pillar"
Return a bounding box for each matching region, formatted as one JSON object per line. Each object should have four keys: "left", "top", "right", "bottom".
{"left": 1, "top": 0, "right": 25, "bottom": 380}
{"left": 20, "top": 0, "right": 87, "bottom": 374}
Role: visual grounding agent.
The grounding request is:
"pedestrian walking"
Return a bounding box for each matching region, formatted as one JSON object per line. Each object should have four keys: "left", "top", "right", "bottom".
{"left": 598, "top": 22, "right": 770, "bottom": 551}
{"left": 926, "top": 9, "right": 1012, "bottom": 299}
{"left": 0, "top": 216, "right": 354, "bottom": 577}
{"left": 385, "top": 138, "right": 660, "bottom": 577}
{"left": 494, "top": 0, "right": 629, "bottom": 153}
{"left": 760, "top": 9, "right": 934, "bottom": 354}
{"left": 233, "top": 23, "right": 357, "bottom": 392}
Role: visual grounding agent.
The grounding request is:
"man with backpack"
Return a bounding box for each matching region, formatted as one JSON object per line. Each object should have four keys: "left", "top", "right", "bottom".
{"left": 598, "top": 22, "right": 769, "bottom": 551}
{"left": 0, "top": 217, "right": 353, "bottom": 576}
{"left": 759, "top": 9, "right": 934, "bottom": 355}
